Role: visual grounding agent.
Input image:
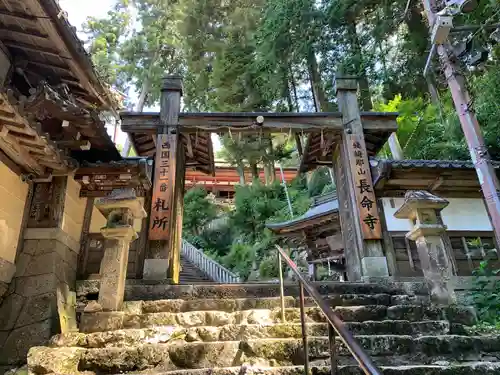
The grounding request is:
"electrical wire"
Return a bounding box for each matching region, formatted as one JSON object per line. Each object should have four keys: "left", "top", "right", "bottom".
{"left": 466, "top": 7, "right": 500, "bottom": 43}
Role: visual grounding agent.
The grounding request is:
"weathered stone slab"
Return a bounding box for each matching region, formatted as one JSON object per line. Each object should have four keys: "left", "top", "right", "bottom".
{"left": 13, "top": 253, "right": 32, "bottom": 278}
{"left": 79, "top": 304, "right": 473, "bottom": 334}
{"left": 27, "top": 346, "right": 83, "bottom": 374}
{"left": 15, "top": 292, "right": 56, "bottom": 328}
{"left": 0, "top": 293, "right": 26, "bottom": 331}
{"left": 0, "top": 319, "right": 52, "bottom": 365}
{"left": 13, "top": 274, "right": 58, "bottom": 298}
{"left": 50, "top": 321, "right": 452, "bottom": 348}
{"left": 80, "top": 312, "right": 125, "bottom": 333}
{"left": 0, "top": 257, "right": 16, "bottom": 284}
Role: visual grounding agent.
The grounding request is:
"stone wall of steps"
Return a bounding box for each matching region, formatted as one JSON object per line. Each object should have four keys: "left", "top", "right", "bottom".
{"left": 28, "top": 282, "right": 500, "bottom": 375}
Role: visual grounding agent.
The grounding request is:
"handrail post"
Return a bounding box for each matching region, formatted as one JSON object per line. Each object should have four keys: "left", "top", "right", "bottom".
{"left": 275, "top": 244, "right": 382, "bottom": 375}
{"left": 278, "top": 250, "right": 286, "bottom": 323}
{"left": 299, "top": 282, "right": 309, "bottom": 375}
{"left": 328, "top": 323, "right": 338, "bottom": 375}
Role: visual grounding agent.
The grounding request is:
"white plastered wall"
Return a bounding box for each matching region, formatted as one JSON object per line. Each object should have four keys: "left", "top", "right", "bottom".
{"left": 382, "top": 197, "right": 492, "bottom": 232}
{"left": 0, "top": 163, "right": 28, "bottom": 263}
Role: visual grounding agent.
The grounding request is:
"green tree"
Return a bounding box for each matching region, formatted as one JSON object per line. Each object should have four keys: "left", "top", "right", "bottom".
{"left": 183, "top": 187, "right": 218, "bottom": 236}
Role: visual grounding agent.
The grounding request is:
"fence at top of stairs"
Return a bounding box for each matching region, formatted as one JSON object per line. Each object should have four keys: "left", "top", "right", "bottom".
{"left": 181, "top": 240, "right": 241, "bottom": 284}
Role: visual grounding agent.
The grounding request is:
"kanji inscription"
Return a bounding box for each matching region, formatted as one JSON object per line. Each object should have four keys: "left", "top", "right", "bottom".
{"left": 149, "top": 133, "right": 177, "bottom": 240}
{"left": 347, "top": 134, "right": 382, "bottom": 239}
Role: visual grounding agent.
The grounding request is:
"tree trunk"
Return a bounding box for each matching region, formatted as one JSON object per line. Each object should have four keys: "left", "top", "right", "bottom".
{"left": 121, "top": 48, "right": 160, "bottom": 157}
{"left": 264, "top": 164, "right": 271, "bottom": 185}
{"left": 306, "top": 46, "right": 328, "bottom": 112}
{"left": 283, "top": 68, "right": 294, "bottom": 112}
{"left": 121, "top": 77, "right": 150, "bottom": 157}
{"left": 268, "top": 136, "right": 276, "bottom": 183}
{"left": 346, "top": 20, "right": 372, "bottom": 111}
{"left": 250, "top": 162, "right": 259, "bottom": 181}
{"left": 290, "top": 68, "right": 299, "bottom": 112}
{"left": 237, "top": 164, "right": 246, "bottom": 185}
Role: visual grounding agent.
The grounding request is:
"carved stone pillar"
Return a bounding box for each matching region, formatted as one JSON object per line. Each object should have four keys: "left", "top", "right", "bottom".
{"left": 95, "top": 190, "right": 146, "bottom": 311}
{"left": 394, "top": 190, "right": 456, "bottom": 305}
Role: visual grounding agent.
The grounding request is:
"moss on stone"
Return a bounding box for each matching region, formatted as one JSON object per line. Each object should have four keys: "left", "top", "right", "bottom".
{"left": 268, "top": 324, "right": 302, "bottom": 338}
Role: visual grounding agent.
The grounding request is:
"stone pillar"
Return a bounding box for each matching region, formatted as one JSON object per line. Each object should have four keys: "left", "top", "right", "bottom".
{"left": 308, "top": 263, "right": 315, "bottom": 281}
{"left": 334, "top": 75, "right": 389, "bottom": 280}
{"left": 394, "top": 190, "right": 456, "bottom": 305}
{"left": 95, "top": 189, "right": 146, "bottom": 311}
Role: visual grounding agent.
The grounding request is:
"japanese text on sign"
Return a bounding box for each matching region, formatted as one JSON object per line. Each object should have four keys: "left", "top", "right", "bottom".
{"left": 149, "top": 133, "right": 176, "bottom": 240}
{"left": 348, "top": 135, "right": 382, "bottom": 239}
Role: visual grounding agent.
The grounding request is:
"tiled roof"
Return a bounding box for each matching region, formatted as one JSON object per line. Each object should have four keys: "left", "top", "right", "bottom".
{"left": 266, "top": 199, "right": 338, "bottom": 231}
{"left": 371, "top": 159, "right": 500, "bottom": 169}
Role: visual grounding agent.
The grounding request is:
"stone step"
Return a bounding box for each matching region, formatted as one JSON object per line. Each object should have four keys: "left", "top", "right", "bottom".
{"left": 76, "top": 280, "right": 428, "bottom": 301}
{"left": 133, "top": 294, "right": 428, "bottom": 314}
{"left": 28, "top": 336, "right": 500, "bottom": 374}
{"left": 114, "top": 363, "right": 500, "bottom": 375}
{"left": 50, "top": 321, "right": 455, "bottom": 348}
{"left": 79, "top": 305, "right": 476, "bottom": 333}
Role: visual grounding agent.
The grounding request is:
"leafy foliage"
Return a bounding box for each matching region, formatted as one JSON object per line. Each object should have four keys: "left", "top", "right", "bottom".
{"left": 469, "top": 259, "right": 500, "bottom": 324}
{"left": 183, "top": 187, "right": 218, "bottom": 236}
{"left": 83, "top": 0, "right": 500, "bottom": 281}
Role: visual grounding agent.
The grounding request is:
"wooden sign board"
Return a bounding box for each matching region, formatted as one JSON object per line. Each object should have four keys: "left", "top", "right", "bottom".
{"left": 346, "top": 134, "right": 382, "bottom": 240}
{"left": 149, "top": 133, "right": 177, "bottom": 240}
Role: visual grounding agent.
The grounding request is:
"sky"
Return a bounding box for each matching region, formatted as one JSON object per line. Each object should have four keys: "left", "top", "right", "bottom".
{"left": 59, "top": 0, "right": 115, "bottom": 33}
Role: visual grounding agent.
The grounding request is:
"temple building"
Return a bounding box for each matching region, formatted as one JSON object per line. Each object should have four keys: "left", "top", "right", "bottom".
{"left": 268, "top": 160, "right": 500, "bottom": 281}
{"left": 185, "top": 162, "right": 297, "bottom": 204}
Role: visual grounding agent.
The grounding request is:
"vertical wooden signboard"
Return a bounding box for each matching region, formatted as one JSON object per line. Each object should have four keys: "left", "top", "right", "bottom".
{"left": 149, "top": 133, "right": 177, "bottom": 240}
{"left": 346, "top": 134, "right": 382, "bottom": 240}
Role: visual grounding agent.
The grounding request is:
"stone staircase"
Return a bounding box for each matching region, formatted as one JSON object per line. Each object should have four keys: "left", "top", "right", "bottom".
{"left": 28, "top": 282, "right": 500, "bottom": 374}
{"left": 179, "top": 256, "right": 213, "bottom": 284}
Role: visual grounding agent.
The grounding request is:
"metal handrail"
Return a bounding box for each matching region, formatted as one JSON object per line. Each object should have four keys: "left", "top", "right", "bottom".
{"left": 181, "top": 240, "right": 241, "bottom": 283}
{"left": 276, "top": 245, "right": 382, "bottom": 375}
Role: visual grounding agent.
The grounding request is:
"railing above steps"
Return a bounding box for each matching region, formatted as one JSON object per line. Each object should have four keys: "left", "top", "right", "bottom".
{"left": 181, "top": 240, "right": 241, "bottom": 283}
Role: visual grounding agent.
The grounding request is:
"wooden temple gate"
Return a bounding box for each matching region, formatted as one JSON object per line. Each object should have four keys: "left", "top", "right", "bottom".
{"left": 120, "top": 75, "right": 399, "bottom": 283}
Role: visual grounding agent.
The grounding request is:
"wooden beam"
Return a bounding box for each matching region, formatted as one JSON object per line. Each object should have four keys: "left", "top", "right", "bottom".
{"left": 0, "top": 9, "right": 38, "bottom": 21}
{"left": 56, "top": 139, "right": 91, "bottom": 150}
{"left": 3, "top": 40, "right": 65, "bottom": 59}
{"left": 428, "top": 175, "right": 445, "bottom": 191}
{"left": 0, "top": 26, "right": 49, "bottom": 40}
{"left": 27, "top": 60, "right": 72, "bottom": 74}
{"left": 185, "top": 134, "right": 194, "bottom": 158}
{"left": 0, "top": 136, "right": 44, "bottom": 174}
{"left": 0, "top": 147, "right": 23, "bottom": 175}
{"left": 295, "top": 133, "right": 303, "bottom": 156}
{"left": 121, "top": 112, "right": 398, "bottom": 134}
{"left": 18, "top": 0, "right": 108, "bottom": 110}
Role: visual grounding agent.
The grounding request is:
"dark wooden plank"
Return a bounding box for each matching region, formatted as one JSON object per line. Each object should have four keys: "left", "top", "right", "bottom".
{"left": 3, "top": 39, "right": 68, "bottom": 58}
{"left": 0, "top": 147, "right": 24, "bottom": 175}
{"left": 0, "top": 25, "right": 49, "bottom": 39}
{"left": 77, "top": 198, "right": 95, "bottom": 278}
{"left": 121, "top": 112, "right": 398, "bottom": 134}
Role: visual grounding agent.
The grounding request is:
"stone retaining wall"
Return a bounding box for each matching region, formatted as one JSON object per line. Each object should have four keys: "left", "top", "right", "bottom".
{"left": 0, "top": 229, "right": 79, "bottom": 368}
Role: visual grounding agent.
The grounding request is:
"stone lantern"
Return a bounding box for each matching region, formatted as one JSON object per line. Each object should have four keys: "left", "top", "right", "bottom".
{"left": 95, "top": 189, "right": 147, "bottom": 311}
{"left": 394, "top": 190, "right": 456, "bottom": 305}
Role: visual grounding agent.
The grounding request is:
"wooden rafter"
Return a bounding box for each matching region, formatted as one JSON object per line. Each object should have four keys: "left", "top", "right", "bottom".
{"left": 0, "top": 8, "right": 38, "bottom": 21}
{"left": 0, "top": 25, "right": 49, "bottom": 40}
{"left": 3, "top": 39, "right": 66, "bottom": 59}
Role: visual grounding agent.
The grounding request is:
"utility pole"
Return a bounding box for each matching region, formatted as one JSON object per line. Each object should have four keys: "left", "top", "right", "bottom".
{"left": 422, "top": 0, "right": 500, "bottom": 246}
